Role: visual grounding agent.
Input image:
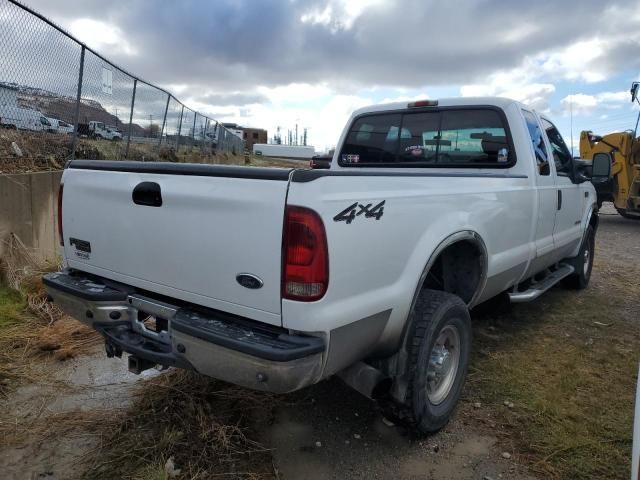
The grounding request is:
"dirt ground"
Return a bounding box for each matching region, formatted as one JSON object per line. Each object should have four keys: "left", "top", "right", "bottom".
{"left": 0, "top": 346, "right": 536, "bottom": 480}
{"left": 0, "top": 203, "right": 637, "bottom": 479}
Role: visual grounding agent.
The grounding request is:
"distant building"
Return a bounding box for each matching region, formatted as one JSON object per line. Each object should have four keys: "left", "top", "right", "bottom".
{"left": 242, "top": 127, "right": 268, "bottom": 151}
{"left": 0, "top": 83, "right": 18, "bottom": 107}
{"left": 221, "top": 122, "right": 244, "bottom": 140}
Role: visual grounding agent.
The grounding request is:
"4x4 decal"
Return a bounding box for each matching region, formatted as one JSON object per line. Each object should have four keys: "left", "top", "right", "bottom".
{"left": 334, "top": 200, "right": 385, "bottom": 224}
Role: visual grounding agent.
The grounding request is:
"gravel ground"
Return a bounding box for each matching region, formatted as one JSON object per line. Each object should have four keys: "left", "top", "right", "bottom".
{"left": 264, "top": 378, "right": 536, "bottom": 480}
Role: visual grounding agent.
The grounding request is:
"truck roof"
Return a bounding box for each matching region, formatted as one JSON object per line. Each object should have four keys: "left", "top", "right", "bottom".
{"left": 352, "top": 96, "right": 523, "bottom": 117}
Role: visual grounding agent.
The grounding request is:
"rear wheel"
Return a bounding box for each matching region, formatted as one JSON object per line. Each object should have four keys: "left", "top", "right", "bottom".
{"left": 564, "top": 225, "right": 595, "bottom": 289}
{"left": 382, "top": 289, "right": 471, "bottom": 434}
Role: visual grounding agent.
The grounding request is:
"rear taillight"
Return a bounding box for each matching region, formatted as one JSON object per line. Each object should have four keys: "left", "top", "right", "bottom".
{"left": 57, "top": 184, "right": 63, "bottom": 246}
{"left": 282, "top": 206, "right": 328, "bottom": 301}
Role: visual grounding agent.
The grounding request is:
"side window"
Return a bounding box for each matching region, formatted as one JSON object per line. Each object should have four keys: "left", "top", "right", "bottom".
{"left": 340, "top": 114, "right": 401, "bottom": 164}
{"left": 522, "top": 110, "right": 549, "bottom": 175}
{"left": 541, "top": 118, "right": 573, "bottom": 176}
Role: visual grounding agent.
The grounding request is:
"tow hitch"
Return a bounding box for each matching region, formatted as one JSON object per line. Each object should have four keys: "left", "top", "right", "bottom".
{"left": 105, "top": 339, "right": 157, "bottom": 375}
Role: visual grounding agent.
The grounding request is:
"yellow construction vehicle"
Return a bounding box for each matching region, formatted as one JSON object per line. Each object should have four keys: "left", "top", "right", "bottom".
{"left": 580, "top": 82, "right": 640, "bottom": 220}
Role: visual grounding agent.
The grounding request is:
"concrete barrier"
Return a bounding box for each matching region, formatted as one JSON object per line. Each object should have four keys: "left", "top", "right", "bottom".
{"left": 0, "top": 170, "right": 63, "bottom": 262}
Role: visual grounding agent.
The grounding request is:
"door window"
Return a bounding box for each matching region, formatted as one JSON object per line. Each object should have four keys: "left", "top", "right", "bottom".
{"left": 541, "top": 118, "right": 573, "bottom": 177}
{"left": 522, "top": 110, "right": 549, "bottom": 175}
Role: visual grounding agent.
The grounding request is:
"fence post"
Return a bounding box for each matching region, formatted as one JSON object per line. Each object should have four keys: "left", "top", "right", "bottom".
{"left": 175, "top": 104, "right": 184, "bottom": 151}
{"left": 204, "top": 118, "right": 209, "bottom": 152}
{"left": 192, "top": 112, "right": 197, "bottom": 146}
{"left": 70, "top": 45, "right": 85, "bottom": 160}
{"left": 125, "top": 79, "right": 137, "bottom": 159}
{"left": 159, "top": 93, "right": 170, "bottom": 147}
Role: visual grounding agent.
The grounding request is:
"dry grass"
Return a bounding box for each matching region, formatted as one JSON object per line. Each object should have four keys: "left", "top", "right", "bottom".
{"left": 1, "top": 129, "right": 305, "bottom": 174}
{"left": 468, "top": 259, "right": 640, "bottom": 479}
{"left": 82, "top": 370, "right": 278, "bottom": 480}
{"left": 0, "top": 234, "right": 101, "bottom": 390}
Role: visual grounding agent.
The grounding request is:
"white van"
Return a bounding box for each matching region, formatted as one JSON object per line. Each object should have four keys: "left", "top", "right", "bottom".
{"left": 0, "top": 105, "right": 51, "bottom": 131}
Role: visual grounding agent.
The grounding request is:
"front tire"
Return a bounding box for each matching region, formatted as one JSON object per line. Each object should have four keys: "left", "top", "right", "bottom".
{"left": 564, "top": 225, "right": 595, "bottom": 289}
{"left": 384, "top": 289, "right": 471, "bottom": 434}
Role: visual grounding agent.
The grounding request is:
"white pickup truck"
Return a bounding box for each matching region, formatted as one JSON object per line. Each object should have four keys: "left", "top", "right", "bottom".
{"left": 44, "top": 97, "right": 612, "bottom": 434}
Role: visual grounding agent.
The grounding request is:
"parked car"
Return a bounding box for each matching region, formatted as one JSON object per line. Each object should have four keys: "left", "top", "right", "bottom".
{"left": 310, "top": 150, "right": 333, "bottom": 169}
{"left": 44, "top": 97, "right": 608, "bottom": 434}
{"left": 77, "top": 121, "right": 122, "bottom": 140}
{"left": 0, "top": 105, "right": 51, "bottom": 131}
{"left": 46, "top": 117, "right": 74, "bottom": 135}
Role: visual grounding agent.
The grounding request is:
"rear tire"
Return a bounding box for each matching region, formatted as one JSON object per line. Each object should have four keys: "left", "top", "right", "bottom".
{"left": 564, "top": 225, "right": 595, "bottom": 289}
{"left": 382, "top": 289, "right": 471, "bottom": 434}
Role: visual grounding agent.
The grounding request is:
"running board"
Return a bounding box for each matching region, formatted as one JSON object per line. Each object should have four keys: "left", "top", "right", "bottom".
{"left": 508, "top": 264, "right": 575, "bottom": 303}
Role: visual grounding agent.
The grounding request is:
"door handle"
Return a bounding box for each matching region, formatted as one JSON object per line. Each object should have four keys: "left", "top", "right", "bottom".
{"left": 557, "top": 190, "right": 562, "bottom": 210}
{"left": 132, "top": 182, "right": 162, "bottom": 207}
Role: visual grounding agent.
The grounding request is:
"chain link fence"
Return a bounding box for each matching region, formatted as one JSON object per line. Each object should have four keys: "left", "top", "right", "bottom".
{"left": 0, "top": 0, "right": 244, "bottom": 172}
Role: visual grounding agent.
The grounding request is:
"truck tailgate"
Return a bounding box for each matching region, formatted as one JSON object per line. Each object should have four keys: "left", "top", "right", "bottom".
{"left": 61, "top": 161, "right": 291, "bottom": 326}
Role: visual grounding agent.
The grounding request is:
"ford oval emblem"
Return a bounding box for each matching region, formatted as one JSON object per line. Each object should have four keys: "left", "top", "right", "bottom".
{"left": 236, "top": 273, "right": 263, "bottom": 289}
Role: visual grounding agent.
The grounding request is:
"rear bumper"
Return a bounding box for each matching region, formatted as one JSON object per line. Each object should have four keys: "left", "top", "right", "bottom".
{"left": 43, "top": 270, "right": 325, "bottom": 393}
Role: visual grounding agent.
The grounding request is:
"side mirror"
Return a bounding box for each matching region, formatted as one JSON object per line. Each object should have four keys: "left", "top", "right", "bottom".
{"left": 572, "top": 159, "right": 591, "bottom": 184}
{"left": 591, "top": 152, "right": 612, "bottom": 180}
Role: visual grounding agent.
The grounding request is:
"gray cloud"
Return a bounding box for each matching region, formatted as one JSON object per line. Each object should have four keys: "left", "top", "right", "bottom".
{"left": 191, "top": 92, "right": 268, "bottom": 106}
{"left": 13, "top": 0, "right": 640, "bottom": 100}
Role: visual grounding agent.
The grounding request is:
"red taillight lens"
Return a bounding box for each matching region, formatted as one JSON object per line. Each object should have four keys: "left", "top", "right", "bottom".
{"left": 57, "top": 184, "right": 64, "bottom": 246}
{"left": 282, "top": 206, "right": 328, "bottom": 301}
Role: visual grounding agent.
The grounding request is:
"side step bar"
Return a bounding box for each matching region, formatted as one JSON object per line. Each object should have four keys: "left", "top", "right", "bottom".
{"left": 509, "top": 264, "right": 575, "bottom": 303}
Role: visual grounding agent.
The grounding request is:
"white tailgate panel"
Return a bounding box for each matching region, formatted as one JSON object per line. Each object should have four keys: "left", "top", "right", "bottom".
{"left": 62, "top": 169, "right": 287, "bottom": 326}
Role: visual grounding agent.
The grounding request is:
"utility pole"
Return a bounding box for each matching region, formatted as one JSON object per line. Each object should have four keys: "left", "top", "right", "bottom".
{"left": 149, "top": 114, "right": 153, "bottom": 138}
{"left": 295, "top": 123, "right": 298, "bottom": 146}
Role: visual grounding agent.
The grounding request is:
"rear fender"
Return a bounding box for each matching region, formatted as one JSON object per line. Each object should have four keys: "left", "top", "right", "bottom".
{"left": 382, "top": 230, "right": 488, "bottom": 404}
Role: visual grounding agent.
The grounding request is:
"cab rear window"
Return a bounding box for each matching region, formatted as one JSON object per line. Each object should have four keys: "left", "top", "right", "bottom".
{"left": 339, "top": 108, "right": 515, "bottom": 168}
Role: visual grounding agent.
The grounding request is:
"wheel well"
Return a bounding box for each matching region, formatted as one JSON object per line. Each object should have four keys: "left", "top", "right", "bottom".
{"left": 422, "top": 240, "right": 484, "bottom": 304}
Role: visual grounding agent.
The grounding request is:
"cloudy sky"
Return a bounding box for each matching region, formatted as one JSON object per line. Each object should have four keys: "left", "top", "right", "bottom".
{"left": 18, "top": 0, "right": 640, "bottom": 152}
